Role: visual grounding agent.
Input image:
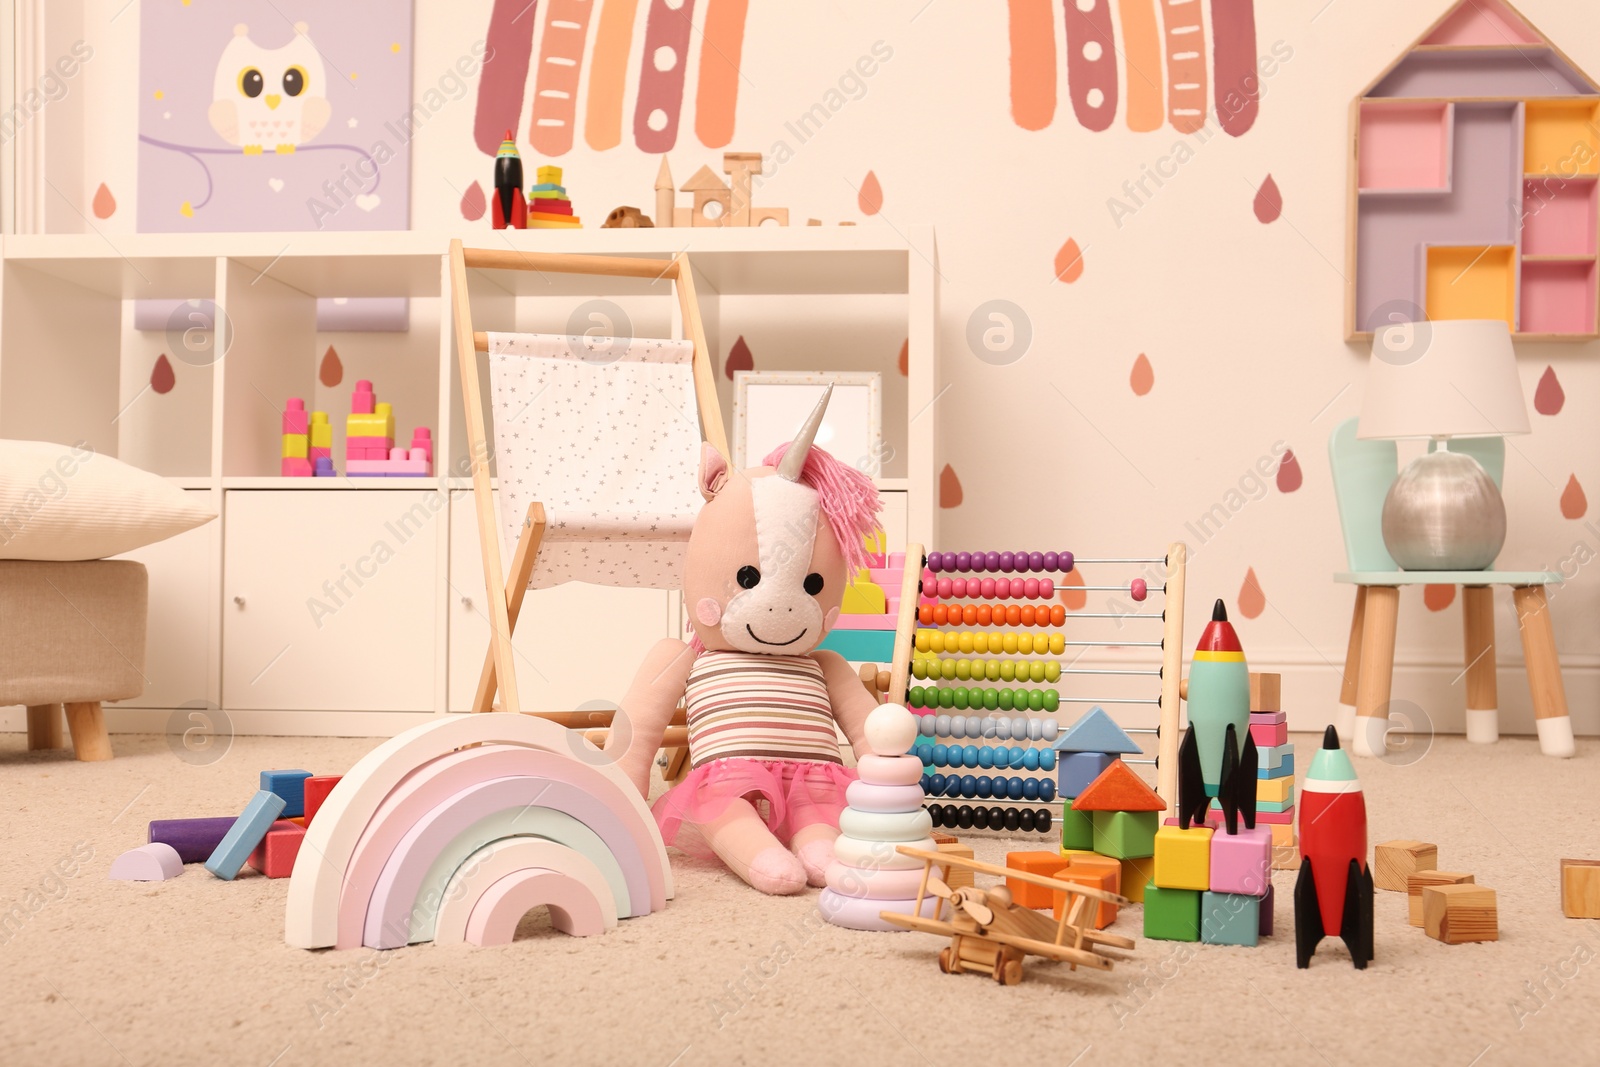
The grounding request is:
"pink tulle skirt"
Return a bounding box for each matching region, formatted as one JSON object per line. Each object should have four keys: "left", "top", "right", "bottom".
{"left": 653, "top": 757, "right": 856, "bottom": 858}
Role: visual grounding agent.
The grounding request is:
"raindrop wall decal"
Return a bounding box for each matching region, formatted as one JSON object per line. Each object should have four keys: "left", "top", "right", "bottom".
{"left": 93, "top": 183, "right": 117, "bottom": 219}
{"left": 1252, "top": 175, "right": 1281, "bottom": 223}
{"left": 1276, "top": 449, "right": 1302, "bottom": 492}
{"left": 1423, "top": 584, "right": 1455, "bottom": 612}
{"left": 1129, "top": 353, "right": 1154, "bottom": 395}
{"left": 1560, "top": 475, "right": 1587, "bottom": 520}
{"left": 320, "top": 346, "right": 344, "bottom": 388}
{"left": 897, "top": 339, "right": 908, "bottom": 377}
{"left": 1059, "top": 569, "right": 1087, "bottom": 611}
{"left": 1237, "top": 567, "right": 1266, "bottom": 619}
{"left": 858, "top": 171, "right": 883, "bottom": 215}
{"left": 150, "top": 354, "right": 175, "bottom": 395}
{"left": 724, "top": 335, "right": 753, "bottom": 380}
{"left": 1054, "top": 238, "right": 1085, "bottom": 283}
{"left": 460, "top": 181, "right": 487, "bottom": 222}
{"left": 1534, "top": 365, "right": 1565, "bottom": 415}
{"left": 939, "top": 464, "right": 964, "bottom": 508}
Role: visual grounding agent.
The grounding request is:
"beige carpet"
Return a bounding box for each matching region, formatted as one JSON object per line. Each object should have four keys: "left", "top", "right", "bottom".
{"left": 3, "top": 731, "right": 1598, "bottom": 1067}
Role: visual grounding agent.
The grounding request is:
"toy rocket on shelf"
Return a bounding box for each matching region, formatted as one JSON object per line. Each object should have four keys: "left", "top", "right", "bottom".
{"left": 492, "top": 132, "right": 526, "bottom": 230}
{"left": 1176, "top": 600, "right": 1258, "bottom": 834}
{"left": 1294, "top": 726, "right": 1374, "bottom": 969}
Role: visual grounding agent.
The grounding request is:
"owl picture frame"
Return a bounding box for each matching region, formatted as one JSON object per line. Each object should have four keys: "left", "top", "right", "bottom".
{"left": 137, "top": 1, "right": 414, "bottom": 232}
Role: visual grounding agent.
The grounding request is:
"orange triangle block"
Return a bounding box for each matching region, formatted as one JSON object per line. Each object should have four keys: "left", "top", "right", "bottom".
{"left": 1070, "top": 760, "right": 1166, "bottom": 812}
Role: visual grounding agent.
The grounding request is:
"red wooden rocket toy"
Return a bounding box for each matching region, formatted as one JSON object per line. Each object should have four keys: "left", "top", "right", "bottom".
{"left": 1294, "top": 725, "right": 1374, "bottom": 969}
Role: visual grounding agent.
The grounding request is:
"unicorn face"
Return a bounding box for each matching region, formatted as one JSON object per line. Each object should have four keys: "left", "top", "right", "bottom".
{"left": 684, "top": 459, "right": 846, "bottom": 655}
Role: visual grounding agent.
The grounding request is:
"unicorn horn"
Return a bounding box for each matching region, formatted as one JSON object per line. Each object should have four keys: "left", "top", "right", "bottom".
{"left": 776, "top": 382, "right": 833, "bottom": 482}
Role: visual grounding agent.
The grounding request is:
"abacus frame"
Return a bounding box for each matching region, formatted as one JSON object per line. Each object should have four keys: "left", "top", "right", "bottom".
{"left": 887, "top": 543, "right": 1188, "bottom": 808}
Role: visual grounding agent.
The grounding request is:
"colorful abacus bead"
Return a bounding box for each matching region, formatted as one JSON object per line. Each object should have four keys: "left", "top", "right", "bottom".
{"left": 1131, "top": 578, "right": 1148, "bottom": 602}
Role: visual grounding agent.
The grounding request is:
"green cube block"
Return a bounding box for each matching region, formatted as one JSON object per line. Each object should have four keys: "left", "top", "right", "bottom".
{"left": 1090, "top": 810, "right": 1157, "bottom": 859}
{"left": 1060, "top": 803, "right": 1094, "bottom": 851}
{"left": 1142, "top": 883, "right": 1202, "bottom": 942}
{"left": 1201, "top": 890, "right": 1261, "bottom": 946}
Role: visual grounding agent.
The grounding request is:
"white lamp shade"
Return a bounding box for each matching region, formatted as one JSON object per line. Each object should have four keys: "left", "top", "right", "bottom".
{"left": 1358, "top": 319, "right": 1531, "bottom": 440}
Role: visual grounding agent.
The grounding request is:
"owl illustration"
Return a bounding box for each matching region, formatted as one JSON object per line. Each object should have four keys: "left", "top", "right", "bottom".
{"left": 208, "top": 23, "right": 331, "bottom": 155}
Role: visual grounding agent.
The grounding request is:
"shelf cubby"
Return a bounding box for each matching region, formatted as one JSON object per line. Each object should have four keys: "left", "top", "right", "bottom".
{"left": 1419, "top": 0, "right": 1542, "bottom": 47}
{"left": 1520, "top": 258, "right": 1598, "bottom": 334}
{"left": 1424, "top": 244, "right": 1516, "bottom": 328}
{"left": 1521, "top": 176, "right": 1599, "bottom": 256}
{"left": 1524, "top": 99, "right": 1600, "bottom": 177}
{"left": 1358, "top": 102, "right": 1453, "bottom": 192}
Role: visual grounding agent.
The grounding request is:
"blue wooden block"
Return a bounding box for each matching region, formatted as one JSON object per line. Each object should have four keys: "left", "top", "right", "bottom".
{"left": 1058, "top": 751, "right": 1116, "bottom": 798}
{"left": 1257, "top": 759, "right": 1293, "bottom": 780}
{"left": 1201, "top": 890, "right": 1261, "bottom": 946}
{"left": 260, "top": 769, "right": 313, "bottom": 818}
{"left": 205, "top": 790, "right": 287, "bottom": 880}
{"left": 1258, "top": 742, "right": 1294, "bottom": 770}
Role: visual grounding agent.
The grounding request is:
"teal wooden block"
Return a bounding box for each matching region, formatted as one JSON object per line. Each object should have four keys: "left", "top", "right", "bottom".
{"left": 260, "top": 769, "right": 312, "bottom": 818}
{"left": 1060, "top": 803, "right": 1094, "bottom": 851}
{"left": 1143, "top": 883, "right": 1201, "bottom": 942}
{"left": 1258, "top": 760, "right": 1294, "bottom": 780}
{"left": 205, "top": 790, "right": 286, "bottom": 880}
{"left": 817, "top": 630, "right": 897, "bottom": 661}
{"left": 1201, "top": 890, "right": 1261, "bottom": 946}
{"left": 1090, "top": 810, "right": 1157, "bottom": 859}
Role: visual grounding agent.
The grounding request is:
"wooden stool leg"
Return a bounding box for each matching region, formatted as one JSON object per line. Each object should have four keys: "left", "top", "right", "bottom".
{"left": 1513, "top": 585, "right": 1574, "bottom": 758}
{"left": 64, "top": 702, "right": 113, "bottom": 762}
{"left": 1352, "top": 586, "right": 1399, "bottom": 758}
{"left": 1337, "top": 587, "right": 1368, "bottom": 739}
{"left": 1461, "top": 586, "right": 1498, "bottom": 744}
{"left": 26, "top": 704, "right": 63, "bottom": 750}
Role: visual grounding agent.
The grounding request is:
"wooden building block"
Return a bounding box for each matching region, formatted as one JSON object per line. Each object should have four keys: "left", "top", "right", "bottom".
{"left": 204, "top": 790, "right": 287, "bottom": 881}
{"left": 1374, "top": 839, "right": 1439, "bottom": 892}
{"left": 1052, "top": 855, "right": 1120, "bottom": 928}
{"left": 1560, "top": 859, "right": 1600, "bottom": 919}
{"left": 936, "top": 841, "right": 975, "bottom": 891}
{"left": 1005, "top": 850, "right": 1070, "bottom": 909}
{"left": 1210, "top": 825, "right": 1272, "bottom": 896}
{"left": 1153, "top": 825, "right": 1212, "bottom": 891}
{"left": 1070, "top": 760, "right": 1165, "bottom": 812}
{"left": 248, "top": 820, "right": 306, "bottom": 878}
{"left": 1090, "top": 809, "right": 1158, "bottom": 859}
{"left": 1271, "top": 844, "right": 1301, "bottom": 870}
{"left": 1269, "top": 821, "right": 1297, "bottom": 847}
{"left": 303, "top": 775, "right": 342, "bottom": 826}
{"left": 1060, "top": 802, "right": 1094, "bottom": 851}
{"left": 1407, "top": 871, "right": 1476, "bottom": 926}
{"left": 1248, "top": 673, "right": 1282, "bottom": 712}
{"left": 261, "top": 769, "right": 314, "bottom": 819}
{"left": 1201, "top": 890, "right": 1260, "bottom": 946}
{"left": 1423, "top": 883, "right": 1498, "bottom": 943}
{"left": 1256, "top": 776, "right": 1294, "bottom": 805}
{"left": 1119, "top": 856, "right": 1155, "bottom": 903}
{"left": 1143, "top": 883, "right": 1201, "bottom": 942}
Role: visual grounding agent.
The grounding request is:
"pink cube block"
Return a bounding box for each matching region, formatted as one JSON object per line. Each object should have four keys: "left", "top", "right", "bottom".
{"left": 1209, "top": 825, "right": 1272, "bottom": 896}
{"left": 282, "top": 398, "right": 309, "bottom": 435}
{"left": 350, "top": 380, "right": 376, "bottom": 415}
{"left": 309, "top": 446, "right": 332, "bottom": 461}
{"left": 1250, "top": 721, "right": 1288, "bottom": 747}
{"left": 281, "top": 457, "right": 313, "bottom": 477}
{"left": 1249, "top": 711, "right": 1286, "bottom": 726}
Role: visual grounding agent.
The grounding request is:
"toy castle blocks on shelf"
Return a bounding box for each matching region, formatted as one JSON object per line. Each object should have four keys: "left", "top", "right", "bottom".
{"left": 1374, "top": 840, "right": 1439, "bottom": 892}
{"left": 281, "top": 397, "right": 313, "bottom": 476}
{"left": 1423, "top": 884, "right": 1498, "bottom": 944}
{"left": 1407, "top": 871, "right": 1476, "bottom": 926}
{"left": 343, "top": 381, "right": 432, "bottom": 477}
{"left": 1562, "top": 859, "right": 1600, "bottom": 919}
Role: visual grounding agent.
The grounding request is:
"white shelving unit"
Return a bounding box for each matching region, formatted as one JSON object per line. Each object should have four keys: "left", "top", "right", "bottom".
{"left": 0, "top": 226, "right": 940, "bottom": 736}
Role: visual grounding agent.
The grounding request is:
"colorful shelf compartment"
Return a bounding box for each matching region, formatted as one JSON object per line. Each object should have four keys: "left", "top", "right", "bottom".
{"left": 1521, "top": 259, "right": 1598, "bottom": 335}
{"left": 1358, "top": 102, "right": 1453, "bottom": 193}
{"left": 1522, "top": 176, "right": 1598, "bottom": 256}
{"left": 1424, "top": 244, "right": 1517, "bottom": 329}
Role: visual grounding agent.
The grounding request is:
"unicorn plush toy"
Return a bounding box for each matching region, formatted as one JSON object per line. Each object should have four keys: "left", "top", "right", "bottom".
{"left": 609, "top": 386, "right": 885, "bottom": 894}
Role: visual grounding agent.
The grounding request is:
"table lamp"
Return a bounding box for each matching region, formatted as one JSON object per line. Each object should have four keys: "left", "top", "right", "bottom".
{"left": 1358, "top": 319, "right": 1530, "bottom": 570}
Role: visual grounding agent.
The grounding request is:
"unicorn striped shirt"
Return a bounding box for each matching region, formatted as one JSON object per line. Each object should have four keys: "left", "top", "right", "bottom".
{"left": 684, "top": 651, "right": 843, "bottom": 768}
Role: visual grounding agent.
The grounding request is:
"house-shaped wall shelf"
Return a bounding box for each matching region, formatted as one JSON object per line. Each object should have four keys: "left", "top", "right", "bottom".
{"left": 1346, "top": 0, "right": 1600, "bottom": 341}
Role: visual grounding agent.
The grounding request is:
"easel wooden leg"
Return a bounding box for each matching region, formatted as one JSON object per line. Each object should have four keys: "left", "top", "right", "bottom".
{"left": 26, "top": 704, "right": 63, "bottom": 750}
{"left": 1461, "top": 586, "right": 1498, "bottom": 744}
{"left": 64, "top": 702, "right": 112, "bottom": 762}
{"left": 1513, "top": 585, "right": 1575, "bottom": 758}
{"left": 472, "top": 503, "right": 546, "bottom": 713}
{"left": 1337, "top": 586, "right": 1367, "bottom": 739}
{"left": 1352, "top": 585, "right": 1399, "bottom": 758}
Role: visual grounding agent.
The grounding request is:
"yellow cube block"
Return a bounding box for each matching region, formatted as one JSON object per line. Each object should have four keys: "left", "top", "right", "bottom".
{"left": 1269, "top": 822, "right": 1296, "bottom": 847}
{"left": 1120, "top": 855, "right": 1156, "bottom": 902}
{"left": 1257, "top": 777, "right": 1293, "bottom": 804}
{"left": 537, "top": 165, "right": 563, "bottom": 185}
{"left": 281, "top": 433, "right": 308, "bottom": 459}
{"left": 1153, "top": 825, "right": 1212, "bottom": 891}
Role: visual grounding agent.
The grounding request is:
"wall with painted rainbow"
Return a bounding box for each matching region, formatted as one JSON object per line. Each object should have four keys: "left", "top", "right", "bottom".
{"left": 284, "top": 714, "right": 672, "bottom": 950}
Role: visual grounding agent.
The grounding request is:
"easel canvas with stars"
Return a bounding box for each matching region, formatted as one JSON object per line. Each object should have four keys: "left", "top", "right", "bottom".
{"left": 137, "top": 0, "right": 413, "bottom": 232}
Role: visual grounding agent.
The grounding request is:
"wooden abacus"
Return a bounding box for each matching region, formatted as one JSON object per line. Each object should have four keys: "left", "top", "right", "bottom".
{"left": 882, "top": 543, "right": 1188, "bottom": 833}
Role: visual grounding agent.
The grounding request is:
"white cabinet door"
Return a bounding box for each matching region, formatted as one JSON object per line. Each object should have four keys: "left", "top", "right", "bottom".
{"left": 113, "top": 490, "right": 218, "bottom": 709}
{"left": 447, "top": 492, "right": 674, "bottom": 712}
{"left": 223, "top": 491, "right": 440, "bottom": 711}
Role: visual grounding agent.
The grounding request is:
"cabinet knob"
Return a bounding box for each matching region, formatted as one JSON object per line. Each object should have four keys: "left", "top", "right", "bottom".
{"left": 233, "top": 595, "right": 246, "bottom": 608}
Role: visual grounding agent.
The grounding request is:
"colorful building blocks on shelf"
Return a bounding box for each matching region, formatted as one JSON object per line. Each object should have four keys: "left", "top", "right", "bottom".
{"left": 1562, "top": 859, "right": 1600, "bottom": 919}
{"left": 1202, "top": 890, "right": 1261, "bottom": 946}
{"left": 109, "top": 842, "right": 183, "bottom": 881}
{"left": 1423, "top": 884, "right": 1498, "bottom": 944}
{"left": 1143, "top": 883, "right": 1202, "bottom": 941}
{"left": 1210, "top": 825, "right": 1272, "bottom": 896}
{"left": 248, "top": 820, "right": 307, "bottom": 879}
{"left": 205, "top": 789, "right": 287, "bottom": 881}
{"left": 148, "top": 816, "right": 240, "bottom": 864}
{"left": 1154, "top": 824, "right": 1212, "bottom": 891}
{"left": 1091, "top": 810, "right": 1158, "bottom": 860}
{"left": 1374, "top": 839, "right": 1440, "bottom": 892}
{"left": 1006, "top": 850, "right": 1071, "bottom": 909}
{"left": 261, "top": 769, "right": 314, "bottom": 819}
{"left": 1407, "top": 871, "right": 1476, "bottom": 926}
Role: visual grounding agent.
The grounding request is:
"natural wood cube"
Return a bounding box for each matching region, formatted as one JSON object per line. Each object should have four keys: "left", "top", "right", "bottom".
{"left": 1248, "top": 673, "right": 1281, "bottom": 713}
{"left": 1374, "top": 839, "right": 1439, "bottom": 892}
{"left": 1271, "top": 844, "right": 1301, "bottom": 871}
{"left": 1422, "top": 883, "right": 1497, "bottom": 944}
{"left": 1407, "top": 871, "right": 1475, "bottom": 926}
{"left": 936, "top": 841, "right": 975, "bottom": 891}
{"left": 1561, "top": 859, "right": 1600, "bottom": 919}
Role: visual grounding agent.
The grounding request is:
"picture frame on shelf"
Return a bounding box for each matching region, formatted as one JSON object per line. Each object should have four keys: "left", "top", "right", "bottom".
{"left": 732, "top": 371, "right": 882, "bottom": 475}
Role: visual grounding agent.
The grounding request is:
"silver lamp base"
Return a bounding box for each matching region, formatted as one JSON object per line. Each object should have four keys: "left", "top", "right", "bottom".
{"left": 1381, "top": 449, "right": 1505, "bottom": 570}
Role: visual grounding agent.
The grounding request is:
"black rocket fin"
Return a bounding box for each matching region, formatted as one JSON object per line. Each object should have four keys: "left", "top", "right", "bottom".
{"left": 1177, "top": 724, "right": 1207, "bottom": 830}
{"left": 1340, "top": 858, "right": 1375, "bottom": 969}
{"left": 1219, "top": 722, "right": 1241, "bottom": 835}
{"left": 1238, "top": 730, "right": 1259, "bottom": 830}
{"left": 1294, "top": 856, "right": 1323, "bottom": 969}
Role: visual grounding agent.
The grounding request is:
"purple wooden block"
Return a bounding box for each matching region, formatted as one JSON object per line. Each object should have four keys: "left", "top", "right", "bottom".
{"left": 148, "top": 817, "right": 237, "bottom": 864}
{"left": 1259, "top": 883, "right": 1275, "bottom": 937}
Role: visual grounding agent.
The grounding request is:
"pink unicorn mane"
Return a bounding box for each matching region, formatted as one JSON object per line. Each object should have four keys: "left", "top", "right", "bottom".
{"left": 760, "top": 442, "right": 883, "bottom": 576}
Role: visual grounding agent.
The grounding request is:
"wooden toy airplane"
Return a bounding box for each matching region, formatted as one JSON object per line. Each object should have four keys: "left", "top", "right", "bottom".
{"left": 881, "top": 846, "right": 1136, "bottom": 985}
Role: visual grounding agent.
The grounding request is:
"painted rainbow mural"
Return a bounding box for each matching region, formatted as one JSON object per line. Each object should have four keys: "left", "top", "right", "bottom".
{"left": 284, "top": 715, "right": 672, "bottom": 950}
